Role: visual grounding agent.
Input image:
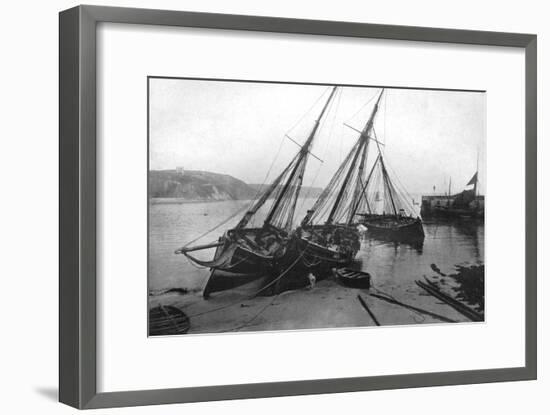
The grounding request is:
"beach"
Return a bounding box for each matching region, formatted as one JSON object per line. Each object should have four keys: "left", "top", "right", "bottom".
{"left": 149, "top": 199, "right": 484, "bottom": 335}
{"left": 149, "top": 266, "right": 479, "bottom": 334}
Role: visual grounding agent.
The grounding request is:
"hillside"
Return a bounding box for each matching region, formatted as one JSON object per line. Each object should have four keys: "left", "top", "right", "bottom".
{"left": 149, "top": 170, "right": 325, "bottom": 202}
{"left": 149, "top": 170, "right": 255, "bottom": 201}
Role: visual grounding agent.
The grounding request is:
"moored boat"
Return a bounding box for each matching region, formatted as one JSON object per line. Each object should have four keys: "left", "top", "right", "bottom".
{"left": 358, "top": 213, "right": 424, "bottom": 239}
{"left": 347, "top": 90, "right": 424, "bottom": 240}
{"left": 335, "top": 268, "right": 371, "bottom": 289}
{"left": 290, "top": 90, "right": 390, "bottom": 273}
{"left": 293, "top": 224, "right": 360, "bottom": 269}
{"left": 175, "top": 87, "right": 339, "bottom": 297}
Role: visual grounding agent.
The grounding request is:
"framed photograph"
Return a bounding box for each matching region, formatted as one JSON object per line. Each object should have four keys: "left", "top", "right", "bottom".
{"left": 59, "top": 5, "right": 537, "bottom": 409}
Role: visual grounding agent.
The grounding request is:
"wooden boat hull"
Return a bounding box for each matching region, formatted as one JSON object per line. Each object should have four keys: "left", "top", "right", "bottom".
{"left": 202, "top": 269, "right": 269, "bottom": 299}
{"left": 202, "top": 241, "right": 308, "bottom": 299}
{"left": 222, "top": 241, "right": 276, "bottom": 274}
{"left": 291, "top": 225, "right": 360, "bottom": 272}
{"left": 336, "top": 268, "right": 371, "bottom": 289}
{"left": 360, "top": 215, "right": 425, "bottom": 240}
{"left": 200, "top": 228, "right": 289, "bottom": 298}
{"left": 182, "top": 228, "right": 284, "bottom": 275}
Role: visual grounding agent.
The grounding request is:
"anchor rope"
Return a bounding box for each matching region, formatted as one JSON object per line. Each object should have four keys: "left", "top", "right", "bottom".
{"left": 185, "top": 252, "right": 305, "bottom": 319}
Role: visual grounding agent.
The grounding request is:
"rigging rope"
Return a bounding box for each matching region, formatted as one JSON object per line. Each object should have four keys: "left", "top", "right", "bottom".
{"left": 222, "top": 290, "right": 283, "bottom": 332}
{"left": 345, "top": 89, "right": 379, "bottom": 125}
{"left": 181, "top": 204, "right": 249, "bottom": 248}
{"left": 285, "top": 86, "right": 333, "bottom": 137}
{"left": 297, "top": 87, "right": 343, "bottom": 218}
{"left": 185, "top": 252, "right": 305, "bottom": 319}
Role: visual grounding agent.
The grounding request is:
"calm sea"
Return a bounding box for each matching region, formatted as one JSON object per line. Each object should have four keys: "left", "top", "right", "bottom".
{"left": 149, "top": 197, "right": 484, "bottom": 291}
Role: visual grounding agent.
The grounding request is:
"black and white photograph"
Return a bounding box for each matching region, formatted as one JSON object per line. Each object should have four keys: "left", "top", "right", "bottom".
{"left": 1, "top": 0, "right": 542, "bottom": 412}
{"left": 148, "top": 78, "right": 486, "bottom": 335}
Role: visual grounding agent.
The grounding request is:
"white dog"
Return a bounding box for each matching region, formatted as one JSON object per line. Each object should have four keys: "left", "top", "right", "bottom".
{"left": 307, "top": 273, "right": 316, "bottom": 289}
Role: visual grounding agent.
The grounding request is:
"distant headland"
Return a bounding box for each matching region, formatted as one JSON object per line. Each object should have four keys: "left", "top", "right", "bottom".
{"left": 149, "top": 169, "right": 323, "bottom": 202}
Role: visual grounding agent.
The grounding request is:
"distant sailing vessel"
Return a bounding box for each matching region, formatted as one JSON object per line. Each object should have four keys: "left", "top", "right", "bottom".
{"left": 421, "top": 171, "right": 484, "bottom": 220}
{"left": 176, "top": 87, "right": 338, "bottom": 297}
{"left": 332, "top": 89, "right": 424, "bottom": 240}
{"left": 355, "top": 152, "right": 424, "bottom": 240}
{"left": 293, "top": 88, "right": 425, "bottom": 271}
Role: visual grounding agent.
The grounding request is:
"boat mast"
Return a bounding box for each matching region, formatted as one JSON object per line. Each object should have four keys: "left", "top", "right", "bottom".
{"left": 355, "top": 153, "right": 381, "bottom": 214}
{"left": 379, "top": 155, "right": 398, "bottom": 216}
{"left": 346, "top": 132, "right": 370, "bottom": 225}
{"left": 263, "top": 86, "right": 338, "bottom": 228}
{"left": 327, "top": 89, "right": 384, "bottom": 225}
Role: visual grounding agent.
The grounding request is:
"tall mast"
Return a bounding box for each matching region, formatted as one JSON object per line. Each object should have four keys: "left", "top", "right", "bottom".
{"left": 263, "top": 86, "right": 338, "bottom": 227}
{"left": 355, "top": 154, "right": 381, "bottom": 215}
{"left": 380, "top": 155, "right": 398, "bottom": 216}
{"left": 346, "top": 142, "right": 369, "bottom": 225}
{"left": 327, "top": 89, "right": 384, "bottom": 224}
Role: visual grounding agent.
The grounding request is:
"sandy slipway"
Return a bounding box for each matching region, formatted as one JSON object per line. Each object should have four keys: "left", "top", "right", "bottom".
{"left": 149, "top": 275, "right": 475, "bottom": 335}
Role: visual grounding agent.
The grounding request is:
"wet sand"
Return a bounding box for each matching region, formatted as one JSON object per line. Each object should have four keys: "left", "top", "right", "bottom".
{"left": 149, "top": 198, "right": 484, "bottom": 334}
{"left": 149, "top": 271, "right": 476, "bottom": 335}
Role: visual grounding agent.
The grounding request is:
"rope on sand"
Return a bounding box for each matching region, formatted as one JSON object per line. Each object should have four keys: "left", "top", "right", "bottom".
{"left": 186, "top": 253, "right": 304, "bottom": 319}
{"left": 369, "top": 292, "right": 457, "bottom": 323}
{"left": 357, "top": 294, "right": 381, "bottom": 326}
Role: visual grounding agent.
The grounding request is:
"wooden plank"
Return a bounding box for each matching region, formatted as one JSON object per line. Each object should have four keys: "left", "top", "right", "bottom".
{"left": 369, "top": 293, "right": 457, "bottom": 323}
{"left": 415, "top": 280, "right": 483, "bottom": 322}
{"left": 357, "top": 295, "right": 381, "bottom": 326}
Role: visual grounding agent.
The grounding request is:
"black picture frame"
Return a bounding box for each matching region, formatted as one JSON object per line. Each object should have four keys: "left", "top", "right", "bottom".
{"left": 59, "top": 5, "right": 537, "bottom": 409}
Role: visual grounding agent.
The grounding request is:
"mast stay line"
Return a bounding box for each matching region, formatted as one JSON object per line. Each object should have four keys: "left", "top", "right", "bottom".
{"left": 343, "top": 123, "right": 385, "bottom": 147}
{"left": 284, "top": 134, "right": 324, "bottom": 163}
{"left": 263, "top": 86, "right": 338, "bottom": 227}
{"left": 326, "top": 89, "right": 384, "bottom": 224}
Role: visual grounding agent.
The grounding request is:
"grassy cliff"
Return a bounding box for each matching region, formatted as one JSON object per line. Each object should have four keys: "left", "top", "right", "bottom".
{"left": 149, "top": 170, "right": 255, "bottom": 201}
{"left": 149, "top": 170, "right": 325, "bottom": 201}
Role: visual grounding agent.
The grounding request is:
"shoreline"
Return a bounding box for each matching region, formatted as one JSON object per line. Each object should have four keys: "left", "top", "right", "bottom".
{"left": 149, "top": 268, "right": 482, "bottom": 335}
{"left": 150, "top": 195, "right": 325, "bottom": 205}
{"left": 150, "top": 197, "right": 253, "bottom": 205}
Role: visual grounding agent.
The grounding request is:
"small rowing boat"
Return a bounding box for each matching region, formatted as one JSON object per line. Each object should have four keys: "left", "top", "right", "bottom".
{"left": 335, "top": 268, "right": 371, "bottom": 289}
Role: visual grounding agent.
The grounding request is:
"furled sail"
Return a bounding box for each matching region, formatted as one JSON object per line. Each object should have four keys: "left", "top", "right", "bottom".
{"left": 288, "top": 89, "right": 387, "bottom": 271}
{"left": 350, "top": 90, "right": 424, "bottom": 240}
{"left": 301, "top": 89, "right": 385, "bottom": 228}
{"left": 357, "top": 152, "right": 417, "bottom": 218}
{"left": 177, "top": 86, "right": 339, "bottom": 275}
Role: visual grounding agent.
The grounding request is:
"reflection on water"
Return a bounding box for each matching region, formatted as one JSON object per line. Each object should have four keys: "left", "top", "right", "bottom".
{"left": 149, "top": 199, "right": 484, "bottom": 292}
{"left": 356, "top": 221, "right": 483, "bottom": 289}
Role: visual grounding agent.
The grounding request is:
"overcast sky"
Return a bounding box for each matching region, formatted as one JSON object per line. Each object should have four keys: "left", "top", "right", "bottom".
{"left": 149, "top": 78, "right": 485, "bottom": 195}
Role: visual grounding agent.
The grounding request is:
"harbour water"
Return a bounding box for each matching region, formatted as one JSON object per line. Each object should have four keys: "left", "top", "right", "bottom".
{"left": 149, "top": 198, "right": 484, "bottom": 293}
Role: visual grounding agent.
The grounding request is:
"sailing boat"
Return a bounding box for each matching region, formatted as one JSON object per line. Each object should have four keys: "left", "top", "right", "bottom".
{"left": 350, "top": 90, "right": 424, "bottom": 240}
{"left": 290, "top": 91, "right": 390, "bottom": 272}
{"left": 355, "top": 153, "right": 424, "bottom": 239}
{"left": 175, "top": 87, "right": 338, "bottom": 297}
